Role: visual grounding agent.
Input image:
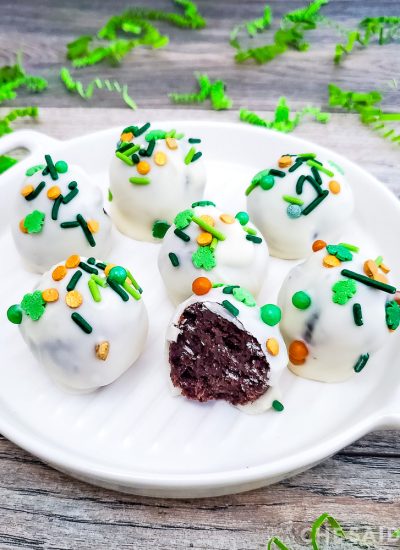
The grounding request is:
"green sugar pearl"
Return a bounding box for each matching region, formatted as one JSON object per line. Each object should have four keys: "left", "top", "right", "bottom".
{"left": 272, "top": 400, "right": 284, "bottom": 412}
{"left": 7, "top": 304, "right": 22, "bottom": 324}
{"left": 235, "top": 211, "right": 249, "bottom": 226}
{"left": 260, "top": 304, "right": 281, "bottom": 326}
{"left": 260, "top": 174, "right": 275, "bottom": 190}
{"left": 292, "top": 291, "right": 311, "bottom": 310}
{"left": 108, "top": 266, "right": 128, "bottom": 284}
{"left": 55, "top": 160, "right": 68, "bottom": 173}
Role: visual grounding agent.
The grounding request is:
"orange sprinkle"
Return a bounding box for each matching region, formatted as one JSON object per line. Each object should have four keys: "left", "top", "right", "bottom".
{"left": 104, "top": 263, "right": 115, "bottom": 276}
{"left": 166, "top": 137, "right": 178, "bottom": 150}
{"left": 374, "top": 272, "right": 388, "bottom": 284}
{"left": 289, "top": 340, "right": 308, "bottom": 365}
{"left": 21, "top": 185, "right": 34, "bottom": 197}
{"left": 52, "top": 265, "right": 67, "bottom": 281}
{"left": 197, "top": 232, "right": 213, "bottom": 246}
{"left": 364, "top": 259, "right": 378, "bottom": 278}
{"left": 65, "top": 255, "right": 81, "bottom": 269}
{"left": 95, "top": 341, "right": 110, "bottom": 361}
{"left": 200, "top": 215, "right": 215, "bottom": 227}
{"left": 328, "top": 180, "right": 341, "bottom": 194}
{"left": 47, "top": 186, "right": 61, "bottom": 200}
{"left": 278, "top": 155, "right": 293, "bottom": 169}
{"left": 87, "top": 219, "right": 99, "bottom": 234}
{"left": 192, "top": 277, "right": 212, "bottom": 296}
{"left": 323, "top": 254, "right": 341, "bottom": 268}
{"left": 65, "top": 290, "right": 83, "bottom": 309}
{"left": 219, "top": 213, "right": 235, "bottom": 224}
{"left": 137, "top": 160, "right": 151, "bottom": 175}
{"left": 121, "top": 132, "right": 133, "bottom": 142}
{"left": 19, "top": 219, "right": 27, "bottom": 233}
{"left": 380, "top": 262, "right": 391, "bottom": 274}
{"left": 266, "top": 338, "right": 279, "bottom": 356}
{"left": 42, "top": 288, "right": 59, "bottom": 303}
{"left": 154, "top": 151, "right": 167, "bottom": 166}
{"left": 312, "top": 239, "right": 327, "bottom": 252}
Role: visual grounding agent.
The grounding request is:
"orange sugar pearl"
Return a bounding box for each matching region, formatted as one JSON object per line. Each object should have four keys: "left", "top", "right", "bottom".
{"left": 65, "top": 255, "right": 81, "bottom": 269}
{"left": 47, "top": 186, "right": 61, "bottom": 200}
{"left": 42, "top": 288, "right": 59, "bottom": 303}
{"left": 220, "top": 213, "right": 235, "bottom": 224}
{"left": 121, "top": 132, "right": 133, "bottom": 142}
{"left": 104, "top": 263, "right": 116, "bottom": 276}
{"left": 52, "top": 265, "right": 67, "bottom": 281}
{"left": 154, "top": 151, "right": 167, "bottom": 166}
{"left": 19, "top": 219, "right": 27, "bottom": 233}
{"left": 289, "top": 340, "right": 309, "bottom": 365}
{"left": 312, "top": 239, "right": 327, "bottom": 252}
{"left": 192, "top": 277, "right": 212, "bottom": 296}
{"left": 329, "top": 180, "right": 341, "bottom": 194}
{"left": 21, "top": 185, "right": 34, "bottom": 197}
{"left": 278, "top": 155, "right": 293, "bottom": 169}
{"left": 197, "top": 232, "right": 213, "bottom": 246}
{"left": 137, "top": 160, "right": 151, "bottom": 175}
{"left": 323, "top": 254, "right": 341, "bottom": 268}
{"left": 166, "top": 137, "right": 178, "bottom": 150}
{"left": 266, "top": 338, "right": 280, "bottom": 356}
{"left": 200, "top": 214, "right": 215, "bottom": 226}
{"left": 87, "top": 219, "right": 99, "bottom": 234}
{"left": 65, "top": 290, "right": 83, "bottom": 309}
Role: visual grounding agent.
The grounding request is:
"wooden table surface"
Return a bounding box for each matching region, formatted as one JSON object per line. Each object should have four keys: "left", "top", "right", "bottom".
{"left": 0, "top": 1, "right": 399, "bottom": 548}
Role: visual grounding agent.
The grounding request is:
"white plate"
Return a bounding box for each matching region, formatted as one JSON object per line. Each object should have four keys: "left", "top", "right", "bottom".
{"left": 0, "top": 122, "right": 399, "bottom": 498}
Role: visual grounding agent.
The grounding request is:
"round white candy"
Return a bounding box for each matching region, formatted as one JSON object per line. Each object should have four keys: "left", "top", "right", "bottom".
{"left": 246, "top": 154, "right": 354, "bottom": 259}
{"left": 166, "top": 286, "right": 288, "bottom": 414}
{"left": 109, "top": 127, "right": 206, "bottom": 241}
{"left": 278, "top": 243, "right": 397, "bottom": 382}
{"left": 12, "top": 159, "right": 112, "bottom": 273}
{"left": 158, "top": 204, "right": 269, "bottom": 305}
{"left": 17, "top": 257, "right": 148, "bottom": 392}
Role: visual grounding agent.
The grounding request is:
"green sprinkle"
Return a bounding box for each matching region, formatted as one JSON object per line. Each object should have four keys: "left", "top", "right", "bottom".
{"left": 145, "top": 139, "right": 156, "bottom": 157}
{"left": 353, "top": 303, "right": 363, "bottom": 326}
{"left": 223, "top": 285, "right": 240, "bottom": 294}
{"left": 91, "top": 274, "right": 107, "bottom": 287}
{"left": 235, "top": 211, "right": 249, "bottom": 225}
{"left": 222, "top": 299, "right": 239, "bottom": 317}
{"left": 212, "top": 283, "right": 224, "bottom": 288}
{"left": 191, "top": 151, "right": 202, "bottom": 163}
{"left": 62, "top": 187, "right": 79, "bottom": 204}
{"left": 246, "top": 234, "right": 262, "bottom": 243}
{"left": 269, "top": 169, "right": 286, "bottom": 177}
{"left": 77, "top": 214, "right": 96, "bottom": 247}
{"left": 21, "top": 291, "right": 45, "bottom": 321}
{"left": 71, "top": 312, "right": 92, "bottom": 334}
{"left": 191, "top": 200, "right": 216, "bottom": 208}
{"left": 292, "top": 291, "right": 311, "bottom": 310}
{"left": 168, "top": 252, "right": 180, "bottom": 267}
{"left": 191, "top": 215, "right": 226, "bottom": 240}
{"left": 122, "top": 281, "right": 141, "bottom": 300}
{"left": 87, "top": 257, "right": 96, "bottom": 265}
{"left": 152, "top": 220, "right": 170, "bottom": 239}
{"left": 353, "top": 353, "right": 369, "bottom": 373}
{"left": 24, "top": 210, "right": 45, "bottom": 233}
{"left": 298, "top": 153, "right": 316, "bottom": 158}
{"left": 25, "top": 181, "right": 46, "bottom": 201}
{"left": 328, "top": 159, "right": 345, "bottom": 175}
{"left": 283, "top": 195, "right": 304, "bottom": 205}
{"left": 44, "top": 154, "right": 58, "bottom": 180}
{"left": 339, "top": 242, "right": 359, "bottom": 253}
{"left": 260, "top": 304, "right": 281, "bottom": 326}
{"left": 174, "top": 228, "right": 190, "bottom": 242}
{"left": 129, "top": 176, "right": 150, "bottom": 185}
{"left": 341, "top": 269, "right": 396, "bottom": 294}
{"left": 7, "top": 304, "right": 22, "bottom": 324}
{"left": 26, "top": 164, "right": 45, "bottom": 177}
{"left": 375, "top": 255, "right": 383, "bottom": 266}
{"left": 136, "top": 122, "right": 151, "bottom": 136}
{"left": 88, "top": 279, "right": 101, "bottom": 302}
{"left": 66, "top": 270, "right": 82, "bottom": 291}
{"left": 68, "top": 181, "right": 77, "bottom": 190}
{"left": 123, "top": 144, "right": 141, "bottom": 156}
{"left": 184, "top": 146, "right": 196, "bottom": 164}
{"left": 79, "top": 261, "right": 98, "bottom": 275}
{"left": 116, "top": 151, "right": 134, "bottom": 165}
{"left": 145, "top": 129, "right": 166, "bottom": 141}
{"left": 301, "top": 190, "right": 329, "bottom": 216}
{"left": 243, "top": 225, "right": 257, "bottom": 235}
{"left": 96, "top": 262, "right": 107, "bottom": 270}
{"left": 306, "top": 159, "right": 334, "bottom": 177}
{"left": 55, "top": 160, "right": 68, "bottom": 173}
{"left": 60, "top": 221, "right": 80, "bottom": 228}
{"left": 188, "top": 138, "right": 201, "bottom": 143}
{"left": 126, "top": 270, "right": 142, "bottom": 292}
{"left": 51, "top": 195, "right": 63, "bottom": 220}
{"left": 386, "top": 300, "right": 400, "bottom": 330}
{"left": 288, "top": 159, "right": 303, "bottom": 172}
{"left": 209, "top": 237, "right": 218, "bottom": 252}
{"left": 272, "top": 400, "right": 284, "bottom": 412}
{"left": 108, "top": 279, "right": 129, "bottom": 301}
{"left": 311, "top": 166, "right": 322, "bottom": 185}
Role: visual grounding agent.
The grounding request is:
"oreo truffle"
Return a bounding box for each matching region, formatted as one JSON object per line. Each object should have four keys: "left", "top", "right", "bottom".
{"left": 166, "top": 281, "right": 288, "bottom": 413}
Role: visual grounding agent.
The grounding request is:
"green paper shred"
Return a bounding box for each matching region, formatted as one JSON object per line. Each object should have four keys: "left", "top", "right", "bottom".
{"left": 0, "top": 53, "right": 47, "bottom": 105}
{"left": 60, "top": 67, "right": 137, "bottom": 110}
{"left": 230, "top": 5, "right": 272, "bottom": 51}
{"left": 267, "top": 537, "right": 290, "bottom": 550}
{"left": 310, "top": 513, "right": 346, "bottom": 550}
{"left": 0, "top": 106, "right": 39, "bottom": 138}
{"left": 240, "top": 97, "right": 329, "bottom": 133}
{"left": 393, "top": 529, "right": 400, "bottom": 538}
{"left": 169, "top": 73, "right": 233, "bottom": 111}
{"left": 0, "top": 155, "right": 17, "bottom": 174}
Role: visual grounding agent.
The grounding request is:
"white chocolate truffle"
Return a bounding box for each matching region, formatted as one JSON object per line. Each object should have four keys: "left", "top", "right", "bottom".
{"left": 12, "top": 156, "right": 112, "bottom": 273}
{"left": 246, "top": 153, "right": 354, "bottom": 259}
{"left": 166, "top": 283, "right": 288, "bottom": 414}
{"left": 278, "top": 241, "right": 399, "bottom": 382}
{"left": 158, "top": 202, "right": 269, "bottom": 305}
{"left": 7, "top": 256, "right": 148, "bottom": 392}
{"left": 109, "top": 124, "right": 206, "bottom": 241}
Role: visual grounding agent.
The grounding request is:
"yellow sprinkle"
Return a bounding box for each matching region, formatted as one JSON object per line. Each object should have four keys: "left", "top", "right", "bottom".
{"left": 52, "top": 265, "right": 67, "bottom": 281}
{"left": 278, "top": 155, "right": 293, "bottom": 169}
{"left": 323, "top": 254, "right": 341, "bottom": 268}
{"left": 87, "top": 219, "right": 99, "bottom": 234}
{"left": 197, "top": 232, "right": 213, "bottom": 246}
{"left": 380, "top": 263, "right": 391, "bottom": 274}
{"left": 137, "top": 160, "right": 151, "bottom": 175}
{"left": 121, "top": 132, "right": 133, "bottom": 142}
{"left": 65, "top": 255, "right": 81, "bottom": 269}
{"left": 42, "top": 288, "right": 59, "bottom": 303}
{"left": 154, "top": 151, "right": 167, "bottom": 166}
{"left": 47, "top": 185, "right": 61, "bottom": 200}
{"left": 65, "top": 290, "right": 83, "bottom": 309}
{"left": 21, "top": 185, "right": 34, "bottom": 197}
{"left": 19, "top": 219, "right": 27, "bottom": 233}
{"left": 104, "top": 263, "right": 115, "bottom": 276}
{"left": 200, "top": 215, "right": 215, "bottom": 227}
{"left": 95, "top": 341, "right": 110, "bottom": 361}
{"left": 364, "top": 259, "right": 378, "bottom": 278}
{"left": 266, "top": 338, "right": 279, "bottom": 356}
{"left": 166, "top": 137, "right": 178, "bottom": 150}
{"left": 219, "top": 213, "right": 235, "bottom": 224}
{"left": 374, "top": 272, "right": 388, "bottom": 284}
{"left": 329, "top": 180, "right": 341, "bottom": 194}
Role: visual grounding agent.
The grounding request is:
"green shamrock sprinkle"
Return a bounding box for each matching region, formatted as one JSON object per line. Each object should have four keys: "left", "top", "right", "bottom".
{"left": 386, "top": 300, "right": 400, "bottom": 330}
{"left": 24, "top": 210, "right": 45, "bottom": 234}
{"left": 232, "top": 286, "right": 256, "bottom": 307}
{"left": 174, "top": 209, "right": 194, "bottom": 229}
{"left": 332, "top": 279, "right": 357, "bottom": 305}
{"left": 192, "top": 246, "right": 216, "bottom": 270}
{"left": 326, "top": 244, "right": 353, "bottom": 262}
{"left": 21, "top": 291, "right": 46, "bottom": 321}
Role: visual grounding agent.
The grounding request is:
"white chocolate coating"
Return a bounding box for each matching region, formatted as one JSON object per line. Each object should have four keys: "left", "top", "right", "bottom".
{"left": 158, "top": 204, "right": 269, "bottom": 305}
{"left": 246, "top": 155, "right": 354, "bottom": 259}
{"left": 18, "top": 258, "right": 148, "bottom": 392}
{"left": 109, "top": 127, "right": 206, "bottom": 241}
{"left": 166, "top": 287, "right": 288, "bottom": 414}
{"left": 278, "top": 244, "right": 395, "bottom": 382}
{"left": 12, "top": 160, "right": 112, "bottom": 273}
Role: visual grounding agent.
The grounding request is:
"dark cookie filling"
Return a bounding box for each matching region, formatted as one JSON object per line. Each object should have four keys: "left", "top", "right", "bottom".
{"left": 169, "top": 302, "right": 270, "bottom": 406}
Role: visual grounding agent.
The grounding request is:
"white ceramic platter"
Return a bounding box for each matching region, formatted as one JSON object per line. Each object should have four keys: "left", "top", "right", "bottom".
{"left": 0, "top": 122, "right": 399, "bottom": 498}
